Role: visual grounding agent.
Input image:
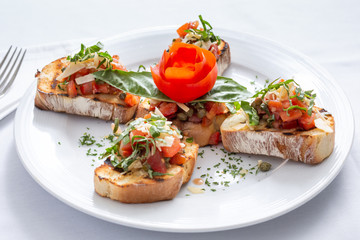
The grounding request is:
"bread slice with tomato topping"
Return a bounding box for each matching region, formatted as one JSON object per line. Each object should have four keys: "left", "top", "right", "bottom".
{"left": 35, "top": 43, "right": 140, "bottom": 122}
{"left": 136, "top": 100, "right": 229, "bottom": 147}
{"left": 94, "top": 113, "right": 199, "bottom": 203}
{"left": 94, "top": 140, "right": 198, "bottom": 203}
{"left": 221, "top": 79, "right": 335, "bottom": 164}
{"left": 174, "top": 15, "right": 231, "bottom": 75}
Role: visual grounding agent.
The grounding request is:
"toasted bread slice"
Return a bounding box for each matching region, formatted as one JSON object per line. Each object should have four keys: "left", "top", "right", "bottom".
{"left": 94, "top": 141, "right": 199, "bottom": 203}
{"left": 221, "top": 107, "right": 335, "bottom": 164}
{"left": 136, "top": 100, "right": 228, "bottom": 147}
{"left": 217, "top": 40, "right": 231, "bottom": 76}
{"left": 34, "top": 57, "right": 137, "bottom": 122}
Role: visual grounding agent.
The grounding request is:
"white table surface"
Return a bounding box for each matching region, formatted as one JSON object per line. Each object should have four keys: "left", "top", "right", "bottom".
{"left": 1, "top": 0, "right": 359, "bottom": 239}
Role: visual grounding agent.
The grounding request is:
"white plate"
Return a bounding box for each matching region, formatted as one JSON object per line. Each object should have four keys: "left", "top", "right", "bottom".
{"left": 15, "top": 27, "right": 354, "bottom": 232}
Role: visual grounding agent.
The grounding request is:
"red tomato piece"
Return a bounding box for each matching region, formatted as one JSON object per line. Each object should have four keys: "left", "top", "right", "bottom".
{"left": 94, "top": 83, "right": 109, "bottom": 94}
{"left": 280, "top": 109, "right": 303, "bottom": 122}
{"left": 79, "top": 81, "right": 95, "bottom": 95}
{"left": 282, "top": 120, "right": 298, "bottom": 129}
{"left": 161, "top": 137, "right": 181, "bottom": 158}
{"left": 298, "top": 113, "right": 316, "bottom": 130}
{"left": 176, "top": 23, "right": 190, "bottom": 38}
{"left": 67, "top": 80, "right": 77, "bottom": 98}
{"left": 170, "top": 153, "right": 186, "bottom": 165}
{"left": 120, "top": 141, "right": 132, "bottom": 158}
{"left": 147, "top": 149, "right": 167, "bottom": 173}
{"left": 124, "top": 93, "right": 140, "bottom": 107}
{"left": 208, "top": 132, "right": 221, "bottom": 145}
{"left": 158, "top": 102, "right": 178, "bottom": 117}
{"left": 268, "top": 100, "right": 283, "bottom": 113}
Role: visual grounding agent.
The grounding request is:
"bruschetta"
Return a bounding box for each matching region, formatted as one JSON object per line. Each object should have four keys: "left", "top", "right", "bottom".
{"left": 173, "top": 15, "right": 231, "bottom": 75}
{"left": 35, "top": 42, "right": 140, "bottom": 122}
{"left": 94, "top": 112, "right": 199, "bottom": 203}
{"left": 221, "top": 79, "right": 335, "bottom": 164}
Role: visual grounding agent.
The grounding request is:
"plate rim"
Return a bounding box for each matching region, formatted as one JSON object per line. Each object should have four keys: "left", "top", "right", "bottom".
{"left": 14, "top": 26, "right": 354, "bottom": 232}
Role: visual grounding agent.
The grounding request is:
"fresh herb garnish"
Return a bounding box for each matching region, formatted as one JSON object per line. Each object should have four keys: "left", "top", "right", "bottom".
{"left": 79, "top": 133, "right": 96, "bottom": 146}
{"left": 185, "top": 15, "right": 220, "bottom": 44}
{"left": 240, "top": 101, "right": 259, "bottom": 125}
{"left": 66, "top": 42, "right": 113, "bottom": 69}
{"left": 186, "top": 137, "right": 194, "bottom": 143}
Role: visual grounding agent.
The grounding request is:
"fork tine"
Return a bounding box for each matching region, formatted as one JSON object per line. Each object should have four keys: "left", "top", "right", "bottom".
{"left": 0, "top": 46, "right": 12, "bottom": 69}
{"left": 0, "top": 48, "right": 26, "bottom": 97}
{"left": 0, "top": 47, "right": 18, "bottom": 81}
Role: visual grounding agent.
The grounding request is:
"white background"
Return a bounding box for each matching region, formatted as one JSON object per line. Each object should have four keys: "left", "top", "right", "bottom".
{"left": 1, "top": 0, "right": 359, "bottom": 239}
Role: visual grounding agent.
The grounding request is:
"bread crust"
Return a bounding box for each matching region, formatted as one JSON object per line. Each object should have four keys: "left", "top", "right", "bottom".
{"left": 221, "top": 107, "right": 335, "bottom": 164}
{"left": 94, "top": 141, "right": 199, "bottom": 203}
{"left": 34, "top": 57, "right": 137, "bottom": 122}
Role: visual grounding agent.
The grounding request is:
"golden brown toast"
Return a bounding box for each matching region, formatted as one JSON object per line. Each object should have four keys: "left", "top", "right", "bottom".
{"left": 34, "top": 57, "right": 137, "bottom": 122}
{"left": 221, "top": 107, "right": 335, "bottom": 164}
{"left": 94, "top": 140, "right": 199, "bottom": 203}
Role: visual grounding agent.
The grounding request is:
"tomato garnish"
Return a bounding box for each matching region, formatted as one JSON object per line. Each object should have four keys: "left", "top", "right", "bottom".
{"left": 120, "top": 141, "right": 133, "bottom": 157}
{"left": 124, "top": 93, "right": 140, "bottom": 107}
{"left": 298, "top": 112, "right": 315, "bottom": 130}
{"left": 147, "top": 149, "right": 167, "bottom": 173}
{"left": 158, "top": 102, "right": 178, "bottom": 117}
{"left": 170, "top": 153, "right": 186, "bottom": 165}
{"left": 151, "top": 42, "right": 217, "bottom": 103}
{"left": 208, "top": 131, "right": 221, "bottom": 145}
{"left": 176, "top": 21, "right": 199, "bottom": 38}
{"left": 67, "top": 80, "right": 77, "bottom": 98}
{"left": 79, "top": 81, "right": 95, "bottom": 95}
{"left": 280, "top": 109, "right": 303, "bottom": 122}
{"left": 161, "top": 136, "right": 181, "bottom": 158}
{"left": 268, "top": 100, "right": 283, "bottom": 112}
{"left": 282, "top": 120, "right": 298, "bottom": 129}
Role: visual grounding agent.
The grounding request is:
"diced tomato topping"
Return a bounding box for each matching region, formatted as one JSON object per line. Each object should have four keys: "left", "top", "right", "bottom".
{"left": 170, "top": 153, "right": 186, "bottom": 165}
{"left": 209, "top": 43, "right": 220, "bottom": 59}
{"left": 282, "top": 120, "right": 298, "bottom": 129}
{"left": 120, "top": 141, "right": 133, "bottom": 158}
{"left": 94, "top": 83, "right": 109, "bottom": 94}
{"left": 268, "top": 100, "right": 283, "bottom": 112}
{"left": 291, "top": 97, "right": 307, "bottom": 109}
{"left": 161, "top": 136, "right": 181, "bottom": 158}
{"left": 208, "top": 131, "right": 221, "bottom": 145}
{"left": 201, "top": 117, "right": 212, "bottom": 127}
{"left": 272, "top": 120, "right": 281, "bottom": 129}
{"left": 111, "top": 55, "right": 127, "bottom": 71}
{"left": 205, "top": 102, "right": 227, "bottom": 115}
{"left": 176, "top": 21, "right": 199, "bottom": 38}
{"left": 147, "top": 149, "right": 167, "bottom": 173}
{"left": 144, "top": 113, "right": 152, "bottom": 119}
{"left": 124, "top": 93, "right": 140, "bottom": 107}
{"left": 67, "top": 80, "right": 77, "bottom": 98}
{"left": 108, "top": 86, "right": 120, "bottom": 94}
{"left": 130, "top": 129, "right": 147, "bottom": 145}
{"left": 158, "top": 102, "right": 178, "bottom": 117}
{"left": 298, "top": 113, "right": 316, "bottom": 130}
{"left": 280, "top": 109, "right": 303, "bottom": 122}
{"left": 79, "top": 81, "right": 95, "bottom": 95}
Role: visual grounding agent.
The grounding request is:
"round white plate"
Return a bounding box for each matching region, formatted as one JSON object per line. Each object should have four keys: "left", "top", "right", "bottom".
{"left": 15, "top": 27, "right": 354, "bottom": 232}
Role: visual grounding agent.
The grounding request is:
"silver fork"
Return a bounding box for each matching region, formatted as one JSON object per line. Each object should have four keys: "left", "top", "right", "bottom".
{"left": 0, "top": 46, "right": 27, "bottom": 98}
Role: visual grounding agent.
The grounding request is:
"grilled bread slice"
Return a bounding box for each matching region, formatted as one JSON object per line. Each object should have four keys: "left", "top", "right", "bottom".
{"left": 94, "top": 141, "right": 199, "bottom": 203}
{"left": 221, "top": 107, "right": 335, "bottom": 164}
{"left": 135, "top": 100, "right": 229, "bottom": 147}
{"left": 34, "top": 57, "right": 137, "bottom": 122}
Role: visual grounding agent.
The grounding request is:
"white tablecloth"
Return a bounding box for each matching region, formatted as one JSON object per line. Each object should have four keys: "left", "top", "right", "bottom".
{"left": 1, "top": 0, "right": 359, "bottom": 239}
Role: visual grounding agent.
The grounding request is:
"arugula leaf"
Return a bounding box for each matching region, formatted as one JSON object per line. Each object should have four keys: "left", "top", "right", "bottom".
{"left": 240, "top": 101, "right": 259, "bottom": 126}
{"left": 92, "top": 70, "right": 252, "bottom": 103}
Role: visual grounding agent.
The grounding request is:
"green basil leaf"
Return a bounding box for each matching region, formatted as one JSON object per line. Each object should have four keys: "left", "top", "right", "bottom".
{"left": 241, "top": 101, "right": 259, "bottom": 126}
{"left": 92, "top": 70, "right": 252, "bottom": 103}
